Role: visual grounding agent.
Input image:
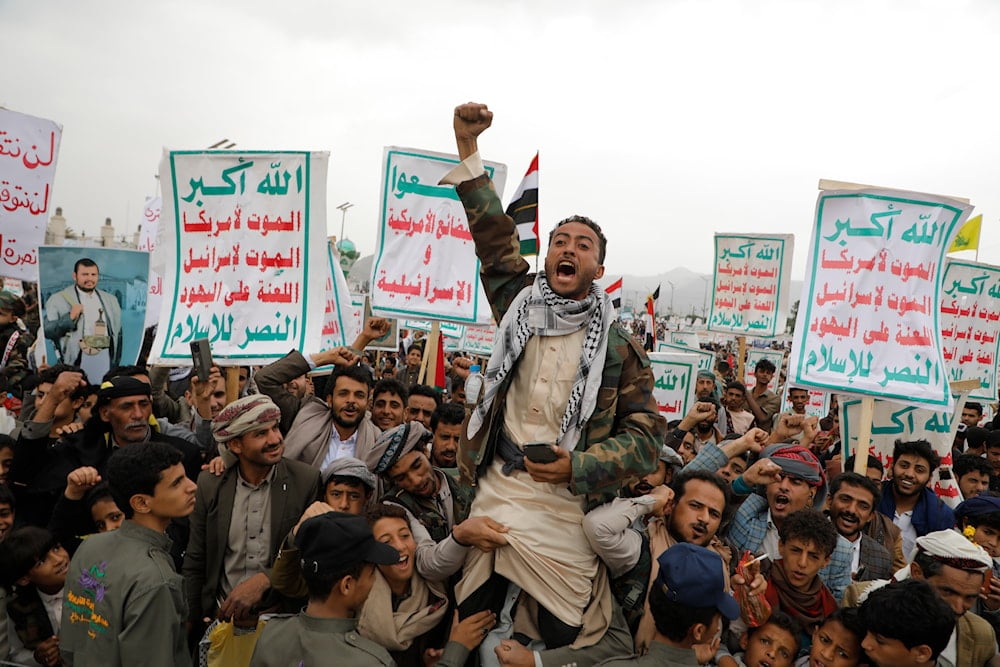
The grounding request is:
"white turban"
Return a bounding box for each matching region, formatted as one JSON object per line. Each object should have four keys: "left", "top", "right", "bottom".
{"left": 911, "top": 529, "right": 992, "bottom": 571}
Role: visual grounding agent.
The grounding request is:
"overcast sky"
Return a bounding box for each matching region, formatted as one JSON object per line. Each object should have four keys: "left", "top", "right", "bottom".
{"left": 4, "top": 0, "right": 999, "bottom": 281}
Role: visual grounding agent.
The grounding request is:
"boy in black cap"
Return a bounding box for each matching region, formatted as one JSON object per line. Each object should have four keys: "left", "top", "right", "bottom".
{"left": 250, "top": 512, "right": 494, "bottom": 667}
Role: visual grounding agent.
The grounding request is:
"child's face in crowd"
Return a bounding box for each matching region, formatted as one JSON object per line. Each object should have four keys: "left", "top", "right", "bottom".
{"left": 372, "top": 516, "right": 415, "bottom": 590}
{"left": 23, "top": 545, "right": 70, "bottom": 594}
{"left": 969, "top": 522, "right": 1000, "bottom": 559}
{"left": 810, "top": 619, "right": 861, "bottom": 667}
{"left": 324, "top": 481, "right": 368, "bottom": 515}
{"left": 861, "top": 632, "right": 928, "bottom": 667}
{"left": 76, "top": 393, "right": 98, "bottom": 424}
{"left": 743, "top": 622, "right": 797, "bottom": 667}
{"left": 777, "top": 537, "right": 830, "bottom": 590}
{"left": 91, "top": 498, "right": 125, "bottom": 533}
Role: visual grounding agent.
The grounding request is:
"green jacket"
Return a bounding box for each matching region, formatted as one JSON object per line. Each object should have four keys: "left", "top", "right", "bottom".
{"left": 60, "top": 521, "right": 190, "bottom": 667}
{"left": 249, "top": 614, "right": 471, "bottom": 667}
{"left": 455, "top": 174, "right": 666, "bottom": 508}
{"left": 384, "top": 468, "right": 474, "bottom": 543}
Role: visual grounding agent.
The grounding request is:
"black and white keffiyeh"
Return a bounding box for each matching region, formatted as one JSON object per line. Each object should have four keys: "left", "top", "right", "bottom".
{"left": 468, "top": 272, "right": 615, "bottom": 450}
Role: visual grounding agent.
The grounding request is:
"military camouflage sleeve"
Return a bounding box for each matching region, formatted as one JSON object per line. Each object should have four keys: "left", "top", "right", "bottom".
{"left": 0, "top": 332, "right": 32, "bottom": 397}
{"left": 570, "top": 332, "right": 666, "bottom": 497}
{"left": 456, "top": 174, "right": 533, "bottom": 322}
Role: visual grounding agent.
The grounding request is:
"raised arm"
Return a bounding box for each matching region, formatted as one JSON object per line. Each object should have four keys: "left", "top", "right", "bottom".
{"left": 453, "top": 102, "right": 493, "bottom": 161}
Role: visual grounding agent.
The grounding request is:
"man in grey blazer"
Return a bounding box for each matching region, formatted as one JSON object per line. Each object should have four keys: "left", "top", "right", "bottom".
{"left": 183, "top": 395, "right": 320, "bottom": 641}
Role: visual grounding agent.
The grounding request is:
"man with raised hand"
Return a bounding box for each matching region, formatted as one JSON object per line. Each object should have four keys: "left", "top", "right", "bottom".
{"left": 441, "top": 102, "right": 664, "bottom": 656}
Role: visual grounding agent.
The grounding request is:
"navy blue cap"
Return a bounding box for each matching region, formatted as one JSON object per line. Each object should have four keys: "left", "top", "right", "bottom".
{"left": 296, "top": 512, "right": 399, "bottom": 574}
{"left": 955, "top": 495, "right": 1000, "bottom": 522}
{"left": 656, "top": 543, "right": 740, "bottom": 620}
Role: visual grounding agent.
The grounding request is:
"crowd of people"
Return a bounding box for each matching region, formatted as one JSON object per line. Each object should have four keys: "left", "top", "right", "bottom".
{"left": 0, "top": 102, "right": 997, "bottom": 667}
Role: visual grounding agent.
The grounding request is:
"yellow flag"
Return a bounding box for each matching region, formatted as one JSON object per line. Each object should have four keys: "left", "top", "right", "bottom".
{"left": 949, "top": 214, "right": 982, "bottom": 253}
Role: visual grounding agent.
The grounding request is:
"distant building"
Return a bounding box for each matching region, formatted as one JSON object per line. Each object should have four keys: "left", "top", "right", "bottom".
{"left": 45, "top": 208, "right": 137, "bottom": 249}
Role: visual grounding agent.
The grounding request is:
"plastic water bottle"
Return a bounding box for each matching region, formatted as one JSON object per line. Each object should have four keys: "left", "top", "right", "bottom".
{"left": 465, "top": 364, "right": 484, "bottom": 407}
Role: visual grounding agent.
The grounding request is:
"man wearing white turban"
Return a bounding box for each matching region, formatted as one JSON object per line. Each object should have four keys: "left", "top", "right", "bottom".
{"left": 843, "top": 529, "right": 997, "bottom": 667}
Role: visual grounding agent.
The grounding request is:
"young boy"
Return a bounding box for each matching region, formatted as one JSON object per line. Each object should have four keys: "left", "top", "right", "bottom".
{"left": 59, "top": 441, "right": 197, "bottom": 666}
{"left": 734, "top": 611, "right": 799, "bottom": 667}
{"left": 763, "top": 509, "right": 838, "bottom": 654}
{"left": 0, "top": 526, "right": 69, "bottom": 667}
{"left": 859, "top": 579, "right": 955, "bottom": 667}
{"left": 320, "top": 456, "right": 376, "bottom": 515}
{"left": 250, "top": 511, "right": 493, "bottom": 666}
{"left": 804, "top": 608, "right": 864, "bottom": 667}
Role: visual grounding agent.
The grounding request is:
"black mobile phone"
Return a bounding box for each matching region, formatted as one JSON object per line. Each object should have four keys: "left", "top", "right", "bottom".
{"left": 523, "top": 442, "right": 557, "bottom": 464}
{"left": 190, "top": 338, "right": 214, "bottom": 383}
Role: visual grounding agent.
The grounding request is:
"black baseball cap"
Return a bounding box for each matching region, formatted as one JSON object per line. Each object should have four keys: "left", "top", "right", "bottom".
{"left": 295, "top": 511, "right": 399, "bottom": 574}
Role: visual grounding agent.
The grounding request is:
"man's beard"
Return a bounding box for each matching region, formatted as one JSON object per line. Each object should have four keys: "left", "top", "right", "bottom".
{"left": 333, "top": 411, "right": 363, "bottom": 430}
{"left": 695, "top": 420, "right": 713, "bottom": 434}
{"left": 629, "top": 480, "right": 655, "bottom": 497}
{"left": 77, "top": 284, "right": 96, "bottom": 293}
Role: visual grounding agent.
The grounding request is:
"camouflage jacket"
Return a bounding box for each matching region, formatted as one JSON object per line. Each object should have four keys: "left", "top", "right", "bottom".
{"left": 454, "top": 174, "right": 666, "bottom": 508}
{"left": 0, "top": 322, "right": 33, "bottom": 398}
{"left": 384, "top": 468, "right": 473, "bottom": 543}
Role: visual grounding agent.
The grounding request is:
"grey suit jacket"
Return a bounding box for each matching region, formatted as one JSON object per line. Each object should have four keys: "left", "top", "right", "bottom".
{"left": 183, "top": 457, "right": 320, "bottom": 621}
{"left": 857, "top": 533, "right": 894, "bottom": 581}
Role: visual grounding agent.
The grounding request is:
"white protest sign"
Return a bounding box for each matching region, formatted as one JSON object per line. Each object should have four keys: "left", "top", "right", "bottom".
{"left": 0, "top": 109, "right": 62, "bottom": 279}
{"left": 709, "top": 234, "right": 794, "bottom": 337}
{"left": 320, "top": 242, "right": 360, "bottom": 349}
{"left": 744, "top": 349, "right": 785, "bottom": 392}
{"left": 403, "top": 319, "right": 466, "bottom": 340}
{"left": 138, "top": 196, "right": 163, "bottom": 328}
{"left": 462, "top": 324, "right": 496, "bottom": 356}
{"left": 840, "top": 396, "right": 963, "bottom": 503}
{"left": 371, "top": 147, "right": 506, "bottom": 325}
{"left": 151, "top": 151, "right": 327, "bottom": 364}
{"left": 648, "top": 351, "right": 699, "bottom": 419}
{"left": 657, "top": 341, "right": 714, "bottom": 372}
{"left": 789, "top": 188, "right": 973, "bottom": 409}
{"left": 668, "top": 331, "right": 700, "bottom": 349}
{"left": 939, "top": 259, "right": 1000, "bottom": 402}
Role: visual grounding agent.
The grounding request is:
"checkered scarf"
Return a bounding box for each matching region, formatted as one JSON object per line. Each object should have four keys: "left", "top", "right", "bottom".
{"left": 468, "top": 272, "right": 613, "bottom": 449}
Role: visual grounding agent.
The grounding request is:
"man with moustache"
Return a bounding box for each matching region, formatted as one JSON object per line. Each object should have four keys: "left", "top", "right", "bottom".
{"left": 256, "top": 355, "right": 379, "bottom": 470}
{"left": 725, "top": 434, "right": 853, "bottom": 601}
{"left": 376, "top": 422, "right": 474, "bottom": 544}
{"left": 826, "top": 472, "right": 893, "bottom": 581}
{"left": 876, "top": 439, "right": 954, "bottom": 559}
{"left": 44, "top": 258, "right": 123, "bottom": 383}
{"left": 690, "top": 397, "right": 725, "bottom": 449}
{"left": 583, "top": 458, "right": 764, "bottom": 654}
{"left": 721, "top": 381, "right": 754, "bottom": 436}
{"left": 429, "top": 402, "right": 464, "bottom": 469}
{"left": 184, "top": 395, "right": 320, "bottom": 642}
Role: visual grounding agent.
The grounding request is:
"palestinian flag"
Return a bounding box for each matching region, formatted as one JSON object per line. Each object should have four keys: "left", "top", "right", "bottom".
{"left": 506, "top": 152, "right": 539, "bottom": 256}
